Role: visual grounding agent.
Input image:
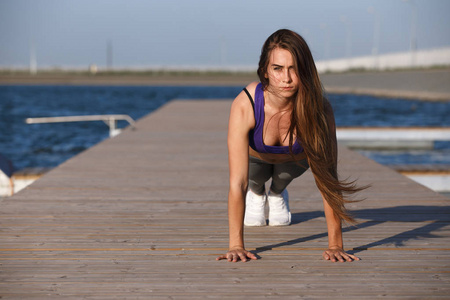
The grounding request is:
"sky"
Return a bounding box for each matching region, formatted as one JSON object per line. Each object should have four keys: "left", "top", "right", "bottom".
{"left": 1, "top": 0, "right": 449, "bottom": 70}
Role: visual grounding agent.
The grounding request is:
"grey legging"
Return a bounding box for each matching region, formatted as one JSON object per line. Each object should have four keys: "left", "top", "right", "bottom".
{"left": 248, "top": 155, "right": 309, "bottom": 195}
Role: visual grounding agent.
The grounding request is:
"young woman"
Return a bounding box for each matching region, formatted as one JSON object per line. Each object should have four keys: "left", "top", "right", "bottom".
{"left": 217, "top": 29, "right": 364, "bottom": 263}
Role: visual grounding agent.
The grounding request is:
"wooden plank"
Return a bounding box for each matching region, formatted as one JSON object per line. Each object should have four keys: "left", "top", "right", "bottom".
{"left": 0, "top": 100, "right": 449, "bottom": 298}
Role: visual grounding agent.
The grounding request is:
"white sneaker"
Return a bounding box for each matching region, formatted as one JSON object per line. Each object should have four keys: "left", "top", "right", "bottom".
{"left": 267, "top": 189, "right": 291, "bottom": 226}
{"left": 244, "top": 189, "right": 267, "bottom": 226}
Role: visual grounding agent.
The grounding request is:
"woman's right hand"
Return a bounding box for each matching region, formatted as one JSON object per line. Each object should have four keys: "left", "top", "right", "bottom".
{"left": 216, "top": 247, "right": 258, "bottom": 262}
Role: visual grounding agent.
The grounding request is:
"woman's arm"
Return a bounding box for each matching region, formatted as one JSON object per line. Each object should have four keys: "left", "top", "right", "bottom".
{"left": 321, "top": 194, "right": 358, "bottom": 262}
{"left": 321, "top": 99, "right": 359, "bottom": 262}
{"left": 217, "top": 83, "right": 258, "bottom": 262}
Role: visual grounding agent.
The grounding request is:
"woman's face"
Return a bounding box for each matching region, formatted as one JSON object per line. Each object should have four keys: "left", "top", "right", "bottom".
{"left": 265, "top": 47, "right": 299, "bottom": 99}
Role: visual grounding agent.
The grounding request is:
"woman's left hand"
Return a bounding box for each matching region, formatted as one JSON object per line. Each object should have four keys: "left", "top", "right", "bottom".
{"left": 322, "top": 247, "right": 359, "bottom": 262}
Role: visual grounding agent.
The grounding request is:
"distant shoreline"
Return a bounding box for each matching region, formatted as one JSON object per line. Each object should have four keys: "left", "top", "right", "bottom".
{"left": 1, "top": 68, "right": 449, "bottom": 101}
{"left": 0, "top": 71, "right": 258, "bottom": 87}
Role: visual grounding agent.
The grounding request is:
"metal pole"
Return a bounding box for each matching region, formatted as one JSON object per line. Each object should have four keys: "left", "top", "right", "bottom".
{"left": 403, "top": 0, "right": 417, "bottom": 67}
{"left": 340, "top": 16, "right": 352, "bottom": 70}
{"left": 320, "top": 23, "right": 330, "bottom": 72}
{"left": 368, "top": 6, "right": 380, "bottom": 70}
{"left": 107, "top": 39, "right": 113, "bottom": 70}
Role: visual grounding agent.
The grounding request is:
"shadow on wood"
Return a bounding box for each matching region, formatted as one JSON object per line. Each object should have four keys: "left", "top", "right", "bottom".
{"left": 254, "top": 205, "right": 450, "bottom": 255}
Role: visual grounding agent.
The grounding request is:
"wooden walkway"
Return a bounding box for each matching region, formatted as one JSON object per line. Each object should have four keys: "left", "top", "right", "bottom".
{"left": 1, "top": 100, "right": 449, "bottom": 299}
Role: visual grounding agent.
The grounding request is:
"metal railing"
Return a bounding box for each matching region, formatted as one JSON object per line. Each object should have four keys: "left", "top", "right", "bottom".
{"left": 25, "top": 115, "right": 136, "bottom": 137}
{"left": 336, "top": 127, "right": 450, "bottom": 150}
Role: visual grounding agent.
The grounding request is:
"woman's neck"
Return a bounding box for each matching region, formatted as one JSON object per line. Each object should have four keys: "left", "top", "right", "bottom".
{"left": 265, "top": 90, "right": 294, "bottom": 111}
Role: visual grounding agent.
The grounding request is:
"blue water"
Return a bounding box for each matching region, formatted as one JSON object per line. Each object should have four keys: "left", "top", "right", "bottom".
{"left": 1, "top": 85, "right": 449, "bottom": 171}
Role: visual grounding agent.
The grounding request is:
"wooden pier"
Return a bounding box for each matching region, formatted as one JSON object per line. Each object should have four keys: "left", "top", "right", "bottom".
{"left": 1, "top": 100, "right": 449, "bottom": 299}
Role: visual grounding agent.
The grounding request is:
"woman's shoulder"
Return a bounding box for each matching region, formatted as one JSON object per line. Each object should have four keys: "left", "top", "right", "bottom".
{"left": 230, "top": 82, "right": 260, "bottom": 118}
{"left": 234, "top": 81, "right": 258, "bottom": 102}
{"left": 229, "top": 82, "right": 258, "bottom": 130}
{"left": 245, "top": 81, "right": 260, "bottom": 94}
{"left": 232, "top": 82, "right": 260, "bottom": 108}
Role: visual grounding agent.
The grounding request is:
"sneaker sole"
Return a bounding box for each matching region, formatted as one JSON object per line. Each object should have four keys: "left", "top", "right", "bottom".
{"left": 268, "top": 222, "right": 291, "bottom": 226}
{"left": 244, "top": 221, "right": 267, "bottom": 226}
{"left": 268, "top": 213, "right": 291, "bottom": 226}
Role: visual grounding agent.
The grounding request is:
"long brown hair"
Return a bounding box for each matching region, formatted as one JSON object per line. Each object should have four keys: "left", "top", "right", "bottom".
{"left": 258, "top": 29, "right": 365, "bottom": 223}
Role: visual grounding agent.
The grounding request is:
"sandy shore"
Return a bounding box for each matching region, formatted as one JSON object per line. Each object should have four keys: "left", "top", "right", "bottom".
{"left": 0, "top": 72, "right": 258, "bottom": 87}
{"left": 1, "top": 68, "right": 449, "bottom": 101}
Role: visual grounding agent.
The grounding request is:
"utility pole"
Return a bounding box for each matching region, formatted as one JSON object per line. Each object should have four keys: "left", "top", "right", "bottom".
{"left": 320, "top": 23, "right": 330, "bottom": 72}
{"left": 403, "top": 0, "right": 417, "bottom": 67}
{"left": 29, "top": 41, "right": 37, "bottom": 75}
{"left": 107, "top": 40, "right": 113, "bottom": 71}
{"left": 340, "top": 15, "right": 352, "bottom": 70}
{"left": 368, "top": 6, "right": 381, "bottom": 70}
{"left": 220, "top": 36, "right": 227, "bottom": 66}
